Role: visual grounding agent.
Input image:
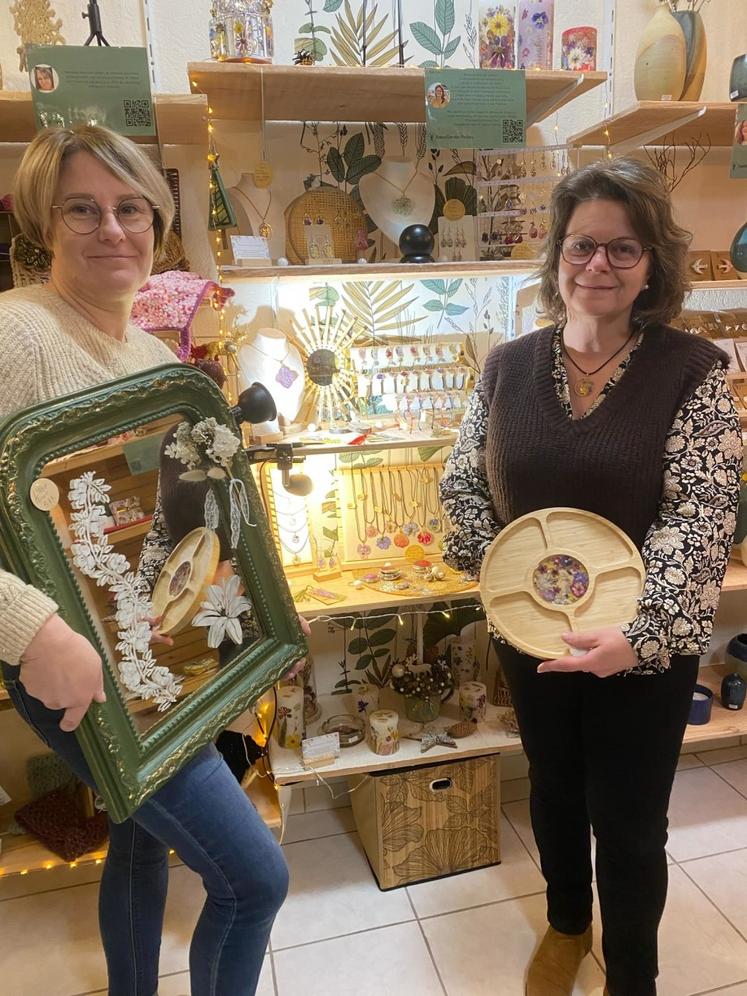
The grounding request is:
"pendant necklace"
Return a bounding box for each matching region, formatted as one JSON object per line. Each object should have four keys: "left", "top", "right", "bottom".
{"left": 561, "top": 328, "right": 637, "bottom": 398}
{"left": 232, "top": 184, "right": 273, "bottom": 239}
{"left": 246, "top": 336, "right": 299, "bottom": 388}
{"left": 375, "top": 168, "right": 419, "bottom": 216}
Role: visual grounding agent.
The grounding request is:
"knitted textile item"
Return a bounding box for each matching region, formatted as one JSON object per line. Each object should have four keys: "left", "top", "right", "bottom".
{"left": 15, "top": 787, "right": 109, "bottom": 862}
{"left": 130, "top": 271, "right": 235, "bottom": 360}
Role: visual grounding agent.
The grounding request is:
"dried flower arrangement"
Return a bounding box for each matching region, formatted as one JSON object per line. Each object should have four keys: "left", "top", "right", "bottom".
{"left": 389, "top": 654, "right": 453, "bottom": 701}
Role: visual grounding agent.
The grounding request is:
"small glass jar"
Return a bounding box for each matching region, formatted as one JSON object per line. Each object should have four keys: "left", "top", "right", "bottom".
{"left": 321, "top": 713, "right": 365, "bottom": 747}
{"left": 210, "top": 0, "right": 274, "bottom": 63}
{"left": 404, "top": 693, "right": 441, "bottom": 724}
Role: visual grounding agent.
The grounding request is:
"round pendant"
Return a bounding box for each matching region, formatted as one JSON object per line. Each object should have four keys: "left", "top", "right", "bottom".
{"left": 258, "top": 221, "right": 272, "bottom": 238}
{"left": 392, "top": 195, "right": 414, "bottom": 216}
{"left": 574, "top": 378, "right": 594, "bottom": 397}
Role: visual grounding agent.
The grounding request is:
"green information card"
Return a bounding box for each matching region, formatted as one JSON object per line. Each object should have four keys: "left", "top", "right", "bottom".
{"left": 27, "top": 45, "right": 155, "bottom": 138}
{"left": 425, "top": 68, "right": 526, "bottom": 150}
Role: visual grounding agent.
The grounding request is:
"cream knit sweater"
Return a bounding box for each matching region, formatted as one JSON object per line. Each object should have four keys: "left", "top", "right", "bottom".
{"left": 0, "top": 284, "right": 176, "bottom": 664}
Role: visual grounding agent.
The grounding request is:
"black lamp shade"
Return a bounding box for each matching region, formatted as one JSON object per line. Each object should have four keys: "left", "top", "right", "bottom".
{"left": 232, "top": 382, "right": 277, "bottom": 424}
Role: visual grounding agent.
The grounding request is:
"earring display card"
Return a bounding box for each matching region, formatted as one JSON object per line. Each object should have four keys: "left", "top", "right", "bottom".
{"left": 437, "top": 217, "right": 477, "bottom": 262}
{"left": 336, "top": 462, "right": 446, "bottom": 569}
{"left": 304, "top": 222, "right": 341, "bottom": 265}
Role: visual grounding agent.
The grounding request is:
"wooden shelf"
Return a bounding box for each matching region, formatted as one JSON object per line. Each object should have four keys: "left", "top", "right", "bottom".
{"left": 569, "top": 101, "right": 739, "bottom": 151}
{"left": 266, "top": 689, "right": 523, "bottom": 786}
{"left": 105, "top": 518, "right": 153, "bottom": 546}
{"left": 0, "top": 776, "right": 279, "bottom": 877}
{"left": 187, "top": 63, "right": 606, "bottom": 125}
{"left": 223, "top": 259, "right": 539, "bottom": 283}
{"left": 292, "top": 565, "right": 479, "bottom": 617}
{"left": 0, "top": 91, "right": 207, "bottom": 146}
{"left": 683, "top": 663, "right": 747, "bottom": 745}
{"left": 723, "top": 558, "right": 747, "bottom": 593}
{"left": 688, "top": 280, "right": 747, "bottom": 291}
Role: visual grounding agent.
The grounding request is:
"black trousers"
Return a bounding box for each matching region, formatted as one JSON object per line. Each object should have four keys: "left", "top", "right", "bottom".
{"left": 497, "top": 642, "right": 699, "bottom": 996}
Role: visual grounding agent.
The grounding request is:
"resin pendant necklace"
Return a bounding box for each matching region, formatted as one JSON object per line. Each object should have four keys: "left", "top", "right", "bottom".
{"left": 561, "top": 328, "right": 637, "bottom": 398}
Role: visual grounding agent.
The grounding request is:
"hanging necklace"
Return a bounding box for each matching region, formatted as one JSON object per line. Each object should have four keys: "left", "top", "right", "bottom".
{"left": 231, "top": 184, "right": 273, "bottom": 239}
{"left": 375, "top": 168, "right": 420, "bottom": 216}
{"left": 561, "top": 327, "right": 638, "bottom": 398}
{"left": 244, "top": 334, "right": 300, "bottom": 389}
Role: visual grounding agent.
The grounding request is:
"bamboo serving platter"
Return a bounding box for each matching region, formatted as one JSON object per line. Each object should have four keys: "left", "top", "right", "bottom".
{"left": 479, "top": 508, "right": 645, "bottom": 659}
{"left": 151, "top": 527, "right": 220, "bottom": 635}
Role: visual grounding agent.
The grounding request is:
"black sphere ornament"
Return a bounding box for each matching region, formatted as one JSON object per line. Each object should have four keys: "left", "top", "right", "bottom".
{"left": 721, "top": 672, "right": 747, "bottom": 711}
{"left": 399, "top": 224, "right": 435, "bottom": 263}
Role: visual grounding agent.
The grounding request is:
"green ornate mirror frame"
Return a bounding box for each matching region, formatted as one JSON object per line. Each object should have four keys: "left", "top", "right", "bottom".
{"left": 0, "top": 364, "right": 306, "bottom": 822}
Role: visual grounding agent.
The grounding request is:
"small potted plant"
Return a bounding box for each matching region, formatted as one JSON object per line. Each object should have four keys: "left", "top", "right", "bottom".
{"left": 390, "top": 654, "right": 453, "bottom": 723}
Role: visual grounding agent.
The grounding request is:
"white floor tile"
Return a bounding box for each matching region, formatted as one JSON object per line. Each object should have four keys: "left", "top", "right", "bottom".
{"left": 407, "top": 816, "right": 544, "bottom": 918}
{"left": 281, "top": 806, "right": 355, "bottom": 845}
{"left": 667, "top": 768, "right": 747, "bottom": 862}
{"left": 713, "top": 758, "right": 747, "bottom": 799}
{"left": 681, "top": 847, "right": 747, "bottom": 938}
{"left": 159, "top": 865, "right": 205, "bottom": 975}
{"left": 421, "top": 892, "right": 605, "bottom": 995}
{"left": 590, "top": 866, "right": 747, "bottom": 996}
{"left": 501, "top": 777, "right": 531, "bottom": 803}
{"left": 677, "top": 753, "right": 706, "bottom": 771}
{"left": 274, "top": 921, "right": 442, "bottom": 996}
{"left": 697, "top": 745, "right": 747, "bottom": 767}
{"left": 271, "top": 831, "right": 413, "bottom": 950}
{"left": 0, "top": 879, "right": 106, "bottom": 994}
{"left": 695, "top": 984, "right": 747, "bottom": 995}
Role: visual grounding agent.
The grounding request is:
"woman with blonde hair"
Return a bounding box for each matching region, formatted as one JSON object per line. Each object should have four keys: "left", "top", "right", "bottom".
{"left": 0, "top": 124, "right": 288, "bottom": 996}
{"left": 441, "top": 156, "right": 740, "bottom": 995}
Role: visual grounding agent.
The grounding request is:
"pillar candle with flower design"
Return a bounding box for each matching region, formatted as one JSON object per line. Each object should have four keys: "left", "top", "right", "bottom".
{"left": 517, "top": 0, "right": 554, "bottom": 70}
{"left": 368, "top": 709, "right": 400, "bottom": 755}
{"left": 450, "top": 640, "right": 478, "bottom": 688}
{"left": 353, "top": 682, "right": 380, "bottom": 724}
{"left": 479, "top": 4, "right": 516, "bottom": 69}
{"left": 561, "top": 26, "right": 597, "bottom": 72}
{"left": 274, "top": 684, "right": 304, "bottom": 750}
{"left": 459, "top": 681, "right": 488, "bottom": 724}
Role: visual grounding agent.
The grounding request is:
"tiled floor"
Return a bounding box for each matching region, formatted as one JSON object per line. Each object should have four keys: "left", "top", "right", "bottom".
{"left": 5, "top": 747, "right": 747, "bottom": 994}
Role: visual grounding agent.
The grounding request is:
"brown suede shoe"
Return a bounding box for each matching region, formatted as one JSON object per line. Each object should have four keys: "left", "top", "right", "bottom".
{"left": 525, "top": 925, "right": 593, "bottom": 995}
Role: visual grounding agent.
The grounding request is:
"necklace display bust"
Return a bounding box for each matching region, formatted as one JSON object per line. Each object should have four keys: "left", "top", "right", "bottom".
{"left": 237, "top": 327, "right": 305, "bottom": 432}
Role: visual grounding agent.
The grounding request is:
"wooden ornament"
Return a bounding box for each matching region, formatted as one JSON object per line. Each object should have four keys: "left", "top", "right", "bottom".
{"left": 29, "top": 477, "right": 59, "bottom": 511}
{"left": 151, "top": 527, "right": 221, "bottom": 636}
{"left": 479, "top": 507, "right": 645, "bottom": 660}
{"left": 634, "top": 6, "right": 686, "bottom": 102}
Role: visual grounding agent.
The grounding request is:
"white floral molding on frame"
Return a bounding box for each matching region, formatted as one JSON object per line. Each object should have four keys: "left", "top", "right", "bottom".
{"left": 68, "top": 472, "right": 182, "bottom": 710}
{"left": 192, "top": 574, "right": 253, "bottom": 648}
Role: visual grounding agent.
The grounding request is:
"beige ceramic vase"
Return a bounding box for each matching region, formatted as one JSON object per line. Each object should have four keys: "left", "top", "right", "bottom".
{"left": 634, "top": 6, "right": 686, "bottom": 101}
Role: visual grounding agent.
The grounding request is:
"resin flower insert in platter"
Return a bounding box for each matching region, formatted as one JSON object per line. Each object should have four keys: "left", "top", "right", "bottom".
{"left": 192, "top": 574, "right": 253, "bottom": 648}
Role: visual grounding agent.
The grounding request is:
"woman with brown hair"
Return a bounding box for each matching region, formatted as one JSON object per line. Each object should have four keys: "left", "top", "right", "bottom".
{"left": 440, "top": 156, "right": 741, "bottom": 995}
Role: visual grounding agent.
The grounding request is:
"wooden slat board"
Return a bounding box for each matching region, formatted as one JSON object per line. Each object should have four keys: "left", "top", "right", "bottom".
{"left": 187, "top": 63, "right": 606, "bottom": 124}
{"left": 569, "top": 101, "right": 739, "bottom": 149}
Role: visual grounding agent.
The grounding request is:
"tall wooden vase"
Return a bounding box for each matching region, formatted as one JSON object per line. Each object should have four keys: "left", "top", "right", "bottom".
{"left": 672, "top": 10, "right": 707, "bottom": 100}
{"left": 634, "top": 6, "right": 686, "bottom": 102}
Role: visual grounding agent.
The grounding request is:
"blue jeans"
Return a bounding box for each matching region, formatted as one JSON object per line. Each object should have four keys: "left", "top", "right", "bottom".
{"left": 2, "top": 663, "right": 288, "bottom": 996}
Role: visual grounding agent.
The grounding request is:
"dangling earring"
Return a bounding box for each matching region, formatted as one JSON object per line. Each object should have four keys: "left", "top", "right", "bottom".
{"left": 643, "top": 282, "right": 649, "bottom": 290}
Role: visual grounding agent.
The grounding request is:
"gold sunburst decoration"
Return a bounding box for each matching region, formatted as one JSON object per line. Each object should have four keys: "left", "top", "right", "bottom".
{"left": 292, "top": 307, "right": 361, "bottom": 425}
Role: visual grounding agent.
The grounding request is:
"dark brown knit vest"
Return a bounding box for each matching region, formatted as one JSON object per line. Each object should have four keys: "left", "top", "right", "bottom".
{"left": 480, "top": 326, "right": 725, "bottom": 550}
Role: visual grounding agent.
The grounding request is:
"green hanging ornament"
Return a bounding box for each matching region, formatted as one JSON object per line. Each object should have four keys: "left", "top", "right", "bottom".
{"left": 208, "top": 150, "right": 236, "bottom": 230}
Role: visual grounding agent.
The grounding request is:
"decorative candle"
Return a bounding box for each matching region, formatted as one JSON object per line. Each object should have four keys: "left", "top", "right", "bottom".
{"left": 368, "top": 709, "right": 400, "bottom": 755}
{"left": 561, "top": 26, "right": 597, "bottom": 72}
{"left": 517, "top": 0, "right": 554, "bottom": 71}
{"left": 353, "top": 682, "right": 380, "bottom": 723}
{"left": 459, "top": 681, "right": 488, "bottom": 724}
{"left": 478, "top": 3, "right": 516, "bottom": 70}
{"left": 274, "top": 684, "right": 304, "bottom": 749}
{"left": 688, "top": 684, "right": 713, "bottom": 726}
{"left": 450, "top": 641, "right": 478, "bottom": 688}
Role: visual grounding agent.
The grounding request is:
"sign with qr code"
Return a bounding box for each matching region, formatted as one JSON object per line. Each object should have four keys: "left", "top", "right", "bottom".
{"left": 27, "top": 45, "right": 155, "bottom": 138}
{"left": 425, "top": 68, "right": 526, "bottom": 150}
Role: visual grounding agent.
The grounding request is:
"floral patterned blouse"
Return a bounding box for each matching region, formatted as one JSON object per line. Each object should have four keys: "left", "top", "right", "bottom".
{"left": 440, "top": 328, "right": 742, "bottom": 674}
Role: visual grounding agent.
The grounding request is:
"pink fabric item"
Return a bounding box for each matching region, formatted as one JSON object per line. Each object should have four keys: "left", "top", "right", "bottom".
{"left": 131, "top": 271, "right": 234, "bottom": 360}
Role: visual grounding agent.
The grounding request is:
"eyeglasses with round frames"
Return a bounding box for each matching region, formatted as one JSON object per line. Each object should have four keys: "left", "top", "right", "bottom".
{"left": 51, "top": 195, "right": 158, "bottom": 235}
{"left": 559, "top": 235, "right": 652, "bottom": 269}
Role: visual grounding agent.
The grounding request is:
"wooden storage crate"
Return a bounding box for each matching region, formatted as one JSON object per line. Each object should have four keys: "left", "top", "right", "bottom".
{"left": 349, "top": 754, "right": 501, "bottom": 890}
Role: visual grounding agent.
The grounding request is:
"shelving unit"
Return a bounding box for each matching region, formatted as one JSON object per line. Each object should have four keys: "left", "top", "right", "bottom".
{"left": 0, "top": 91, "right": 208, "bottom": 146}
{"left": 568, "top": 101, "right": 739, "bottom": 152}
{"left": 187, "top": 63, "right": 606, "bottom": 125}
{"left": 223, "top": 259, "right": 539, "bottom": 282}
